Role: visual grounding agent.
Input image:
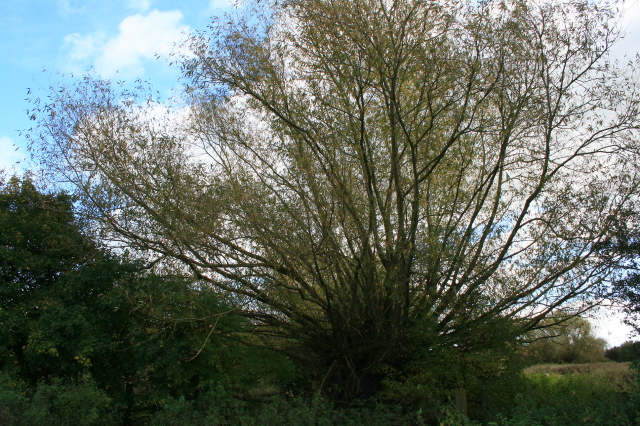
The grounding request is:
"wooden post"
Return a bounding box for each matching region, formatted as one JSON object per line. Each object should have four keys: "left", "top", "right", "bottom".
{"left": 455, "top": 388, "right": 467, "bottom": 417}
{"left": 482, "top": 385, "right": 495, "bottom": 424}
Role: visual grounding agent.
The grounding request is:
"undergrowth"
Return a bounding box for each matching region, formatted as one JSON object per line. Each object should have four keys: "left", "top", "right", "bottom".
{"left": 1, "top": 362, "right": 638, "bottom": 425}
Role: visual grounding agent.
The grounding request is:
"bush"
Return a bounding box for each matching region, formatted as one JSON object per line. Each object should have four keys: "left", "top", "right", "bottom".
{"left": 0, "top": 375, "right": 116, "bottom": 426}
{"left": 0, "top": 376, "right": 28, "bottom": 426}
{"left": 148, "top": 382, "right": 429, "bottom": 426}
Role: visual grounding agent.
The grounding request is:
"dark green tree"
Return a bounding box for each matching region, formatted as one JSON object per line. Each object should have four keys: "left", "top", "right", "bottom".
{"left": 0, "top": 174, "right": 293, "bottom": 424}
{"left": 0, "top": 173, "right": 100, "bottom": 381}
{"left": 605, "top": 340, "right": 640, "bottom": 362}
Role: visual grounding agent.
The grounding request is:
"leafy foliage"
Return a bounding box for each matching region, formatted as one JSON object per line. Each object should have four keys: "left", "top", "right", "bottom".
{"left": 0, "top": 174, "right": 295, "bottom": 424}
{"left": 524, "top": 315, "right": 607, "bottom": 364}
{"left": 0, "top": 375, "right": 116, "bottom": 426}
{"left": 0, "top": 174, "right": 102, "bottom": 382}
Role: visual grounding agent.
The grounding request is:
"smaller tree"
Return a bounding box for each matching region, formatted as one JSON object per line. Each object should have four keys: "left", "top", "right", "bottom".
{"left": 0, "top": 174, "right": 294, "bottom": 424}
{"left": 524, "top": 314, "right": 607, "bottom": 364}
{"left": 0, "top": 173, "right": 99, "bottom": 381}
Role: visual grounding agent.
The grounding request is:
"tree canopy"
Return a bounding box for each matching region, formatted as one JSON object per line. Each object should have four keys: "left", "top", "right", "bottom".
{"left": 30, "top": 0, "right": 640, "bottom": 399}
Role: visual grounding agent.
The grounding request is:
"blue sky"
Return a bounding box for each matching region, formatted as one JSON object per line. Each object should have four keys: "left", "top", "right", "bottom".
{"left": 0, "top": 0, "right": 236, "bottom": 171}
{"left": 2, "top": 0, "right": 639, "bottom": 170}
{"left": 1, "top": 0, "right": 639, "bottom": 346}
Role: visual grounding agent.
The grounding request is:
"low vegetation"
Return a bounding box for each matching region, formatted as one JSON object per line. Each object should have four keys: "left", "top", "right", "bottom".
{"left": 1, "top": 361, "right": 638, "bottom": 425}
{"left": 501, "top": 362, "right": 639, "bottom": 426}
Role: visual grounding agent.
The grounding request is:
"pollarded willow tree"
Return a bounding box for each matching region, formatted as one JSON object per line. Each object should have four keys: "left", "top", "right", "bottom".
{"left": 32, "top": 0, "right": 640, "bottom": 399}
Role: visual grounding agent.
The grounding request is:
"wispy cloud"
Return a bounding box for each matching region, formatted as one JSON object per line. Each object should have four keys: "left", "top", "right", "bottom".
{"left": 58, "top": 0, "right": 87, "bottom": 17}
{"left": 61, "top": 10, "right": 189, "bottom": 78}
{"left": 63, "top": 31, "right": 107, "bottom": 63}
{"left": 209, "top": 0, "right": 236, "bottom": 11}
{"left": 0, "top": 136, "right": 26, "bottom": 173}
{"left": 611, "top": 1, "right": 640, "bottom": 61}
{"left": 127, "top": 0, "right": 151, "bottom": 12}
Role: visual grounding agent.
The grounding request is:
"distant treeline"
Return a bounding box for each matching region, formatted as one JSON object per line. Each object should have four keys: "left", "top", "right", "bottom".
{"left": 606, "top": 341, "right": 640, "bottom": 363}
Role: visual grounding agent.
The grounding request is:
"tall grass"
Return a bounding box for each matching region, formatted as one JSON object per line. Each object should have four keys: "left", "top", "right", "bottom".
{"left": 493, "top": 362, "right": 639, "bottom": 426}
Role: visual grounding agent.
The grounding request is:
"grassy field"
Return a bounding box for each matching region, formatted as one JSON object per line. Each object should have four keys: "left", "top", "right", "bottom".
{"left": 526, "top": 361, "right": 633, "bottom": 375}
{"left": 524, "top": 362, "right": 636, "bottom": 393}
{"left": 489, "top": 362, "right": 639, "bottom": 426}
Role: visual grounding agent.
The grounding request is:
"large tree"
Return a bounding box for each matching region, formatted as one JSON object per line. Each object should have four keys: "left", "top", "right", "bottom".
{"left": 31, "top": 0, "right": 640, "bottom": 399}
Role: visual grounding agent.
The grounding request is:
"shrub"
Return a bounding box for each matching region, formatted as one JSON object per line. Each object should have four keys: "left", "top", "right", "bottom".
{"left": 0, "top": 375, "right": 116, "bottom": 426}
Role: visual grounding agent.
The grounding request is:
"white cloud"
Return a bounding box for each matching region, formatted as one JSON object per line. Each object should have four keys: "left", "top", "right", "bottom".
{"left": 58, "top": 0, "right": 86, "bottom": 17}
{"left": 63, "top": 31, "right": 107, "bottom": 63}
{"left": 61, "top": 10, "right": 190, "bottom": 78}
{"left": 612, "top": 0, "right": 640, "bottom": 61}
{"left": 621, "top": 0, "right": 640, "bottom": 27}
{"left": 592, "top": 305, "right": 636, "bottom": 347}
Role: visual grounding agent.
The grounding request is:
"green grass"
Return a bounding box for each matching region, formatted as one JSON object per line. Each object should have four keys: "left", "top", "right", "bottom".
{"left": 524, "top": 362, "right": 636, "bottom": 394}
{"left": 525, "top": 361, "right": 632, "bottom": 375}
{"left": 491, "top": 362, "right": 640, "bottom": 426}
